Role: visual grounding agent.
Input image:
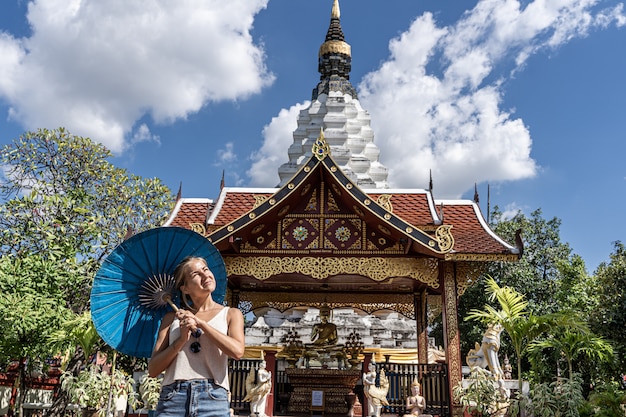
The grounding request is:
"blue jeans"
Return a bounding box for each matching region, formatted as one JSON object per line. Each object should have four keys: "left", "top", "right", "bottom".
{"left": 156, "top": 379, "right": 230, "bottom": 417}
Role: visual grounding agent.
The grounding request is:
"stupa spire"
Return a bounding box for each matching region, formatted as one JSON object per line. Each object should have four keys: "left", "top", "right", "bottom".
{"left": 313, "top": 0, "right": 357, "bottom": 99}
{"left": 277, "top": 0, "right": 389, "bottom": 189}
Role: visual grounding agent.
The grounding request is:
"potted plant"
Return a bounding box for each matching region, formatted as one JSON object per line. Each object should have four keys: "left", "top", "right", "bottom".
{"left": 61, "top": 364, "right": 135, "bottom": 417}
{"left": 453, "top": 367, "right": 509, "bottom": 417}
{"left": 138, "top": 373, "right": 162, "bottom": 416}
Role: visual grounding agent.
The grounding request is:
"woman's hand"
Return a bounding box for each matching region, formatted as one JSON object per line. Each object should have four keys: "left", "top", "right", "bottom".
{"left": 176, "top": 310, "right": 198, "bottom": 340}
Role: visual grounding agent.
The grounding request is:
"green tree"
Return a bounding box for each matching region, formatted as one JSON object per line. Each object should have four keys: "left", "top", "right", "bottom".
{"left": 487, "top": 208, "right": 574, "bottom": 315}
{"left": 590, "top": 241, "right": 626, "bottom": 373}
{"left": 465, "top": 278, "right": 586, "bottom": 389}
{"left": 459, "top": 207, "right": 601, "bottom": 383}
{"left": 0, "top": 254, "right": 77, "bottom": 414}
{"left": 0, "top": 128, "right": 173, "bottom": 417}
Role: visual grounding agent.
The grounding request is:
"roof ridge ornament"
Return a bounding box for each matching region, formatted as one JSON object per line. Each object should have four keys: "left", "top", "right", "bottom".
{"left": 312, "top": 128, "right": 331, "bottom": 161}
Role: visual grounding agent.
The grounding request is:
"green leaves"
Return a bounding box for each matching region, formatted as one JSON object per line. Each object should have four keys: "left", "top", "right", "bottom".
{"left": 0, "top": 128, "right": 173, "bottom": 376}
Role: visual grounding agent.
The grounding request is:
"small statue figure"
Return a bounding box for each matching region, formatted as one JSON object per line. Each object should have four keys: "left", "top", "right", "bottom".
{"left": 466, "top": 323, "right": 505, "bottom": 379}
{"left": 243, "top": 360, "right": 272, "bottom": 417}
{"left": 363, "top": 361, "right": 389, "bottom": 417}
{"left": 503, "top": 355, "right": 513, "bottom": 380}
{"left": 402, "top": 379, "right": 426, "bottom": 417}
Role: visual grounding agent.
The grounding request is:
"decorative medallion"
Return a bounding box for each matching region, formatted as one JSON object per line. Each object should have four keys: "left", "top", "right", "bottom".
{"left": 269, "top": 198, "right": 276, "bottom": 205}
{"left": 292, "top": 226, "right": 309, "bottom": 242}
{"left": 335, "top": 226, "right": 351, "bottom": 242}
{"left": 288, "top": 183, "right": 295, "bottom": 189}
{"left": 304, "top": 166, "right": 311, "bottom": 172}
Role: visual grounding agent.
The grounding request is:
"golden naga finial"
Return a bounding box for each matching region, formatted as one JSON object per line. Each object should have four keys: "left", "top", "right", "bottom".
{"left": 312, "top": 128, "right": 331, "bottom": 161}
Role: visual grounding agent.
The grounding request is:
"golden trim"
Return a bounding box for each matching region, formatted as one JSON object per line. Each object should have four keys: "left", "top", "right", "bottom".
{"left": 455, "top": 262, "right": 486, "bottom": 296}
{"left": 435, "top": 225, "right": 454, "bottom": 252}
{"left": 189, "top": 222, "right": 207, "bottom": 236}
{"left": 225, "top": 256, "right": 440, "bottom": 287}
{"left": 253, "top": 196, "right": 267, "bottom": 209}
{"left": 377, "top": 195, "right": 393, "bottom": 213}
{"left": 444, "top": 253, "right": 519, "bottom": 262}
{"left": 239, "top": 291, "right": 416, "bottom": 318}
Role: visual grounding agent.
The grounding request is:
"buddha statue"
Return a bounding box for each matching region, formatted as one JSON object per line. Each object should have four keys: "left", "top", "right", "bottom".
{"left": 303, "top": 305, "right": 346, "bottom": 368}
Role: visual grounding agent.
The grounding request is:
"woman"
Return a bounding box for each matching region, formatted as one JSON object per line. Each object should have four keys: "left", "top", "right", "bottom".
{"left": 148, "top": 256, "right": 245, "bottom": 417}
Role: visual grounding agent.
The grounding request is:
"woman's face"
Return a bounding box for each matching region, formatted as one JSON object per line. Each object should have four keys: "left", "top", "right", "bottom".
{"left": 181, "top": 258, "right": 216, "bottom": 294}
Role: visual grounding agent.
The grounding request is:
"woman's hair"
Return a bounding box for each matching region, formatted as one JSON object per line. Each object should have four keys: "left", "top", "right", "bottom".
{"left": 173, "top": 256, "right": 208, "bottom": 290}
{"left": 173, "top": 256, "right": 209, "bottom": 311}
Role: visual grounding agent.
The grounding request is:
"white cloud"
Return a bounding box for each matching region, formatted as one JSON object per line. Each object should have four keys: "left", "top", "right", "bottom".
{"left": 249, "top": 0, "right": 625, "bottom": 198}
{"left": 218, "top": 143, "right": 237, "bottom": 164}
{"left": 0, "top": 0, "right": 274, "bottom": 153}
{"left": 131, "top": 124, "right": 160, "bottom": 146}
{"left": 248, "top": 102, "right": 310, "bottom": 187}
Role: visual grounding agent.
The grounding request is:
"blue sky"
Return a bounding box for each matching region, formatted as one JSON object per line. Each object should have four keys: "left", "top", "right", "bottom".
{"left": 0, "top": 0, "right": 624, "bottom": 273}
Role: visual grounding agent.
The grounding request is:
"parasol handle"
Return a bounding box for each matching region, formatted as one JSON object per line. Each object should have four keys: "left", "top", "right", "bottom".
{"left": 162, "top": 294, "right": 202, "bottom": 337}
{"left": 160, "top": 293, "right": 179, "bottom": 311}
{"left": 165, "top": 298, "right": 179, "bottom": 312}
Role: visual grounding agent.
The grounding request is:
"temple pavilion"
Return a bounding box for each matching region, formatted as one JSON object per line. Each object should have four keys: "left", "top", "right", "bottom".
{"left": 163, "top": 0, "right": 520, "bottom": 414}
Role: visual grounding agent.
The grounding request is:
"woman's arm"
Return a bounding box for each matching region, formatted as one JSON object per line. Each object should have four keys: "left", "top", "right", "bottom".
{"left": 147, "top": 312, "right": 187, "bottom": 377}
{"left": 193, "top": 307, "right": 245, "bottom": 360}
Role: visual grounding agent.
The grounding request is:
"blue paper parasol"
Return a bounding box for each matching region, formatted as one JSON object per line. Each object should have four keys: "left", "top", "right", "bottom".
{"left": 90, "top": 226, "right": 226, "bottom": 358}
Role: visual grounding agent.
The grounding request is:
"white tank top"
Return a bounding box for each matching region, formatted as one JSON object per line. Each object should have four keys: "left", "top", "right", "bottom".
{"left": 161, "top": 307, "right": 230, "bottom": 391}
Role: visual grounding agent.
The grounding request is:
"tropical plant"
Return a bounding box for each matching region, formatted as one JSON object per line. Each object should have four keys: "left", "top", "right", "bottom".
{"left": 465, "top": 277, "right": 541, "bottom": 391}
{"left": 453, "top": 367, "right": 510, "bottom": 417}
{"left": 139, "top": 373, "right": 162, "bottom": 411}
{"left": 583, "top": 381, "right": 626, "bottom": 417}
{"left": 525, "top": 374, "right": 584, "bottom": 417}
{"left": 528, "top": 328, "right": 614, "bottom": 379}
{"left": 47, "top": 311, "right": 102, "bottom": 366}
{"left": 61, "top": 364, "right": 135, "bottom": 416}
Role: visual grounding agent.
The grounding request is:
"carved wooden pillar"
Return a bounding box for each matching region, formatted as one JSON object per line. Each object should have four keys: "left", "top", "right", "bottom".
{"left": 264, "top": 350, "right": 277, "bottom": 417}
{"left": 441, "top": 261, "right": 463, "bottom": 416}
{"left": 414, "top": 290, "right": 428, "bottom": 364}
{"left": 362, "top": 352, "right": 373, "bottom": 417}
